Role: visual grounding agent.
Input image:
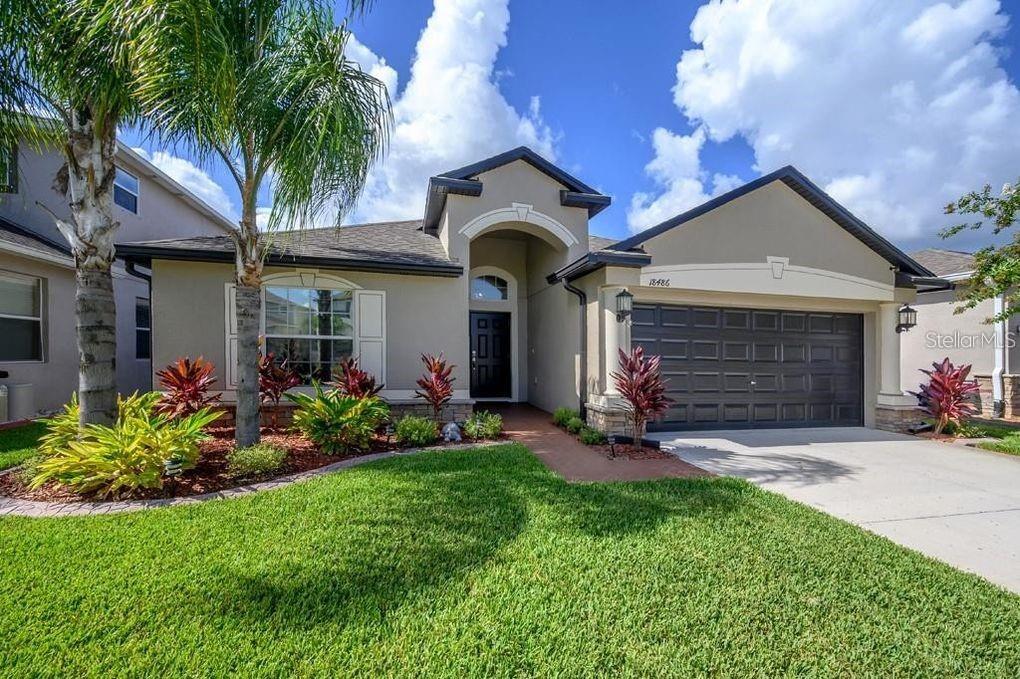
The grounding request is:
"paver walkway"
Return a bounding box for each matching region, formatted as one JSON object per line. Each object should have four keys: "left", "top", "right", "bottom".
{"left": 494, "top": 404, "right": 709, "bottom": 482}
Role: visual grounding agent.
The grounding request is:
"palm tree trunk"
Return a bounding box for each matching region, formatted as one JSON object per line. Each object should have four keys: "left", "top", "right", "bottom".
{"left": 76, "top": 266, "right": 117, "bottom": 426}
{"left": 233, "top": 207, "right": 263, "bottom": 447}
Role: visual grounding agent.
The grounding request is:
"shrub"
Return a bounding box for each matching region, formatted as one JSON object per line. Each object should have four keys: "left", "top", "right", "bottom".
{"left": 31, "top": 392, "right": 221, "bottom": 498}
{"left": 226, "top": 443, "right": 287, "bottom": 478}
{"left": 579, "top": 426, "right": 607, "bottom": 445}
{"left": 156, "top": 357, "right": 221, "bottom": 418}
{"left": 565, "top": 416, "right": 584, "bottom": 434}
{"left": 553, "top": 407, "right": 578, "bottom": 428}
{"left": 287, "top": 383, "right": 389, "bottom": 454}
{"left": 331, "top": 356, "right": 383, "bottom": 398}
{"left": 415, "top": 353, "right": 455, "bottom": 421}
{"left": 16, "top": 455, "right": 43, "bottom": 486}
{"left": 611, "top": 346, "right": 673, "bottom": 443}
{"left": 463, "top": 411, "right": 502, "bottom": 439}
{"left": 259, "top": 352, "right": 302, "bottom": 406}
{"left": 910, "top": 358, "right": 980, "bottom": 435}
{"left": 395, "top": 416, "right": 438, "bottom": 447}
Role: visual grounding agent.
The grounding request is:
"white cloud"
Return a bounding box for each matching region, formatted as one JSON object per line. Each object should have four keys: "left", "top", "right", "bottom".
{"left": 627, "top": 127, "right": 744, "bottom": 231}
{"left": 132, "top": 148, "right": 237, "bottom": 221}
{"left": 351, "top": 0, "right": 557, "bottom": 223}
{"left": 344, "top": 33, "right": 399, "bottom": 97}
{"left": 630, "top": 0, "right": 1020, "bottom": 247}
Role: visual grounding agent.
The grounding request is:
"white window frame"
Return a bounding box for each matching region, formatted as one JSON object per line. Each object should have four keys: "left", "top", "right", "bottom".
{"left": 135, "top": 296, "right": 151, "bottom": 360}
{"left": 0, "top": 271, "right": 43, "bottom": 363}
{"left": 471, "top": 273, "right": 509, "bottom": 301}
{"left": 114, "top": 166, "right": 139, "bottom": 214}
{"left": 263, "top": 283, "right": 356, "bottom": 385}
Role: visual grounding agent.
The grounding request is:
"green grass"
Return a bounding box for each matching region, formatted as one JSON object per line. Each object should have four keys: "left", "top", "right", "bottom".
{"left": 978, "top": 432, "right": 1020, "bottom": 456}
{"left": 0, "top": 421, "right": 45, "bottom": 471}
{"left": 0, "top": 445, "right": 1018, "bottom": 676}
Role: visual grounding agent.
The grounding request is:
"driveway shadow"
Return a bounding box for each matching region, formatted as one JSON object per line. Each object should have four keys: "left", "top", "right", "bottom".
{"left": 661, "top": 443, "right": 858, "bottom": 487}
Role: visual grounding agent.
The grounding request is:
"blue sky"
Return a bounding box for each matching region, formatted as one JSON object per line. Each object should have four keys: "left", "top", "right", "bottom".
{"left": 123, "top": 0, "right": 1020, "bottom": 253}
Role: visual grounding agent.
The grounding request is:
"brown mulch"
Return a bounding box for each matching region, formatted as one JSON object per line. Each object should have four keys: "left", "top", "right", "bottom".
{"left": 0, "top": 426, "right": 500, "bottom": 504}
{"left": 592, "top": 443, "right": 673, "bottom": 460}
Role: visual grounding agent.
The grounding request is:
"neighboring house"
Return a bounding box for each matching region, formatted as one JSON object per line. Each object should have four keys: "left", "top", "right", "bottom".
{"left": 903, "top": 248, "right": 1017, "bottom": 418}
{"left": 0, "top": 140, "right": 230, "bottom": 421}
{"left": 119, "top": 147, "right": 942, "bottom": 434}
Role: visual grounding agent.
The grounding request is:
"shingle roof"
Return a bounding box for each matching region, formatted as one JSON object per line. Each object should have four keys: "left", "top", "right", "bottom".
{"left": 588, "top": 235, "right": 617, "bottom": 251}
{"left": 908, "top": 248, "right": 975, "bottom": 277}
{"left": 118, "top": 219, "right": 464, "bottom": 276}
{"left": 0, "top": 218, "right": 72, "bottom": 261}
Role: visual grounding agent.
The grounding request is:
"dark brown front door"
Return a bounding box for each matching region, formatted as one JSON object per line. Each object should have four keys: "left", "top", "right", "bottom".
{"left": 470, "top": 311, "right": 511, "bottom": 398}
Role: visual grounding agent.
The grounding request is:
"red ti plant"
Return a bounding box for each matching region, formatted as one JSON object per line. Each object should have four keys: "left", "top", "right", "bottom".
{"left": 414, "top": 353, "right": 455, "bottom": 422}
{"left": 259, "top": 353, "right": 302, "bottom": 406}
{"left": 330, "top": 356, "right": 383, "bottom": 398}
{"left": 611, "top": 346, "right": 672, "bottom": 446}
{"left": 910, "top": 357, "right": 980, "bottom": 435}
{"left": 156, "top": 357, "right": 221, "bottom": 418}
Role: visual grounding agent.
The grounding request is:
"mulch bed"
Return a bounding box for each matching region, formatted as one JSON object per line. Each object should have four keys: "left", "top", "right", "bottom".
{"left": 592, "top": 443, "right": 673, "bottom": 460}
{"left": 0, "top": 426, "right": 502, "bottom": 504}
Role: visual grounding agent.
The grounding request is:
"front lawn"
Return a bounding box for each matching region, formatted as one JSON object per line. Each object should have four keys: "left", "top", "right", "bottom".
{"left": 0, "top": 421, "right": 45, "bottom": 471}
{"left": 0, "top": 445, "right": 1017, "bottom": 675}
{"left": 978, "top": 431, "right": 1020, "bottom": 456}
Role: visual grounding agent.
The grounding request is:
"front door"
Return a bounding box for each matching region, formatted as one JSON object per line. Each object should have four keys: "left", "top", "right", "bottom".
{"left": 470, "top": 311, "right": 511, "bottom": 398}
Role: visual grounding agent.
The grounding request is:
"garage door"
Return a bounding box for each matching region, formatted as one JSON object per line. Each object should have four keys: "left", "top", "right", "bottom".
{"left": 632, "top": 304, "right": 863, "bottom": 431}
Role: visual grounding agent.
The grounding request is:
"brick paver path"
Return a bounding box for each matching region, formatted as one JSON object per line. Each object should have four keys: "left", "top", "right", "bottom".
{"left": 494, "top": 404, "right": 709, "bottom": 482}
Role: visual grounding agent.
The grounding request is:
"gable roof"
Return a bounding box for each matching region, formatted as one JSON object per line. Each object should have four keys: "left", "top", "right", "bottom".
{"left": 609, "top": 165, "right": 935, "bottom": 279}
{"left": 0, "top": 216, "right": 72, "bottom": 265}
{"left": 908, "top": 248, "right": 975, "bottom": 278}
{"left": 117, "top": 219, "right": 462, "bottom": 277}
{"left": 423, "top": 146, "right": 610, "bottom": 231}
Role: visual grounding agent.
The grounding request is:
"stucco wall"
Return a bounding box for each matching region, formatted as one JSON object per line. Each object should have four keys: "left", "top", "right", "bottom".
{"left": 901, "top": 288, "right": 998, "bottom": 390}
{"left": 640, "top": 182, "right": 895, "bottom": 287}
{"left": 0, "top": 143, "right": 227, "bottom": 246}
{"left": 115, "top": 273, "right": 152, "bottom": 395}
{"left": 0, "top": 252, "right": 78, "bottom": 415}
{"left": 150, "top": 260, "right": 469, "bottom": 396}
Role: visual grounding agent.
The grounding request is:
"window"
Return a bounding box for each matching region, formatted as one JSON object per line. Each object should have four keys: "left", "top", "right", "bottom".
{"left": 0, "top": 273, "right": 42, "bottom": 361}
{"left": 471, "top": 275, "right": 508, "bottom": 301}
{"left": 0, "top": 146, "right": 16, "bottom": 194}
{"left": 114, "top": 167, "right": 139, "bottom": 213}
{"left": 135, "top": 297, "right": 151, "bottom": 360}
{"left": 264, "top": 286, "right": 353, "bottom": 384}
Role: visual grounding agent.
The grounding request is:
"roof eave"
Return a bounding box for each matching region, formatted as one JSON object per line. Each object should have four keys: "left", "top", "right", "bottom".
{"left": 547, "top": 250, "right": 652, "bottom": 284}
{"left": 116, "top": 244, "right": 464, "bottom": 278}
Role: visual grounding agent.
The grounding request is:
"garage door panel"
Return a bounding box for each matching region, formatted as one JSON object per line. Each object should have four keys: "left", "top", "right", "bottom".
{"left": 638, "top": 303, "right": 863, "bottom": 431}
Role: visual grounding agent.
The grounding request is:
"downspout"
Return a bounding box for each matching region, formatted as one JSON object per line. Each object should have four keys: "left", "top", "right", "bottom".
{"left": 562, "top": 279, "right": 587, "bottom": 419}
{"left": 994, "top": 293, "right": 1006, "bottom": 417}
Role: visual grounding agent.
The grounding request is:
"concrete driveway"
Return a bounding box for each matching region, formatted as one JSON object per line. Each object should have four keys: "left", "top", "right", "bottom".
{"left": 650, "top": 427, "right": 1020, "bottom": 593}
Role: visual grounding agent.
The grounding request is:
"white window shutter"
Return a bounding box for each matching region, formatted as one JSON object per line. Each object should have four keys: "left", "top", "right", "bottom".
{"left": 224, "top": 283, "right": 238, "bottom": 389}
{"left": 355, "top": 290, "right": 386, "bottom": 385}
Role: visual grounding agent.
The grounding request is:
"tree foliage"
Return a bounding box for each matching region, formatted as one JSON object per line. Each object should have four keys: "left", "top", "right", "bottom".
{"left": 941, "top": 180, "right": 1020, "bottom": 322}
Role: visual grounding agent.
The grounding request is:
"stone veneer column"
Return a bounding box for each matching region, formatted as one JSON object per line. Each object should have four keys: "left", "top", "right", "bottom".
{"left": 876, "top": 301, "right": 921, "bottom": 431}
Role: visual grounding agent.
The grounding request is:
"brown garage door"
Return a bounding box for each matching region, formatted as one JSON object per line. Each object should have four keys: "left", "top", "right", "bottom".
{"left": 632, "top": 303, "right": 863, "bottom": 431}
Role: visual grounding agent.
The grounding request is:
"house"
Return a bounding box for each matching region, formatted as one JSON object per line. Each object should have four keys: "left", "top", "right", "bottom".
{"left": 902, "top": 248, "right": 1017, "bottom": 418}
{"left": 118, "top": 147, "right": 944, "bottom": 434}
{"left": 0, "top": 141, "right": 230, "bottom": 421}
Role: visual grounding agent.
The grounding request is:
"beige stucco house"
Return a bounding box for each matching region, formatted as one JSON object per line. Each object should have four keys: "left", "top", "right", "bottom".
{"left": 119, "top": 147, "right": 943, "bottom": 434}
{"left": 0, "top": 141, "right": 230, "bottom": 420}
{"left": 902, "top": 248, "right": 1017, "bottom": 418}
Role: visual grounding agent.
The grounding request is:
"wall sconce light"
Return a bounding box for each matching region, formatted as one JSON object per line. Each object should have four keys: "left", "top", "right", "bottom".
{"left": 615, "top": 289, "right": 634, "bottom": 323}
{"left": 896, "top": 304, "right": 917, "bottom": 333}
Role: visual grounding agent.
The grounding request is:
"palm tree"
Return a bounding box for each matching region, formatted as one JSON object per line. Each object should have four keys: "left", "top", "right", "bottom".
{"left": 130, "top": 0, "right": 390, "bottom": 446}
{"left": 0, "top": 0, "right": 139, "bottom": 426}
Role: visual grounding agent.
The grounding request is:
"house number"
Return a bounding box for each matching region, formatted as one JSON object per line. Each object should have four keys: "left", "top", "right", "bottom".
{"left": 648, "top": 278, "right": 671, "bottom": 287}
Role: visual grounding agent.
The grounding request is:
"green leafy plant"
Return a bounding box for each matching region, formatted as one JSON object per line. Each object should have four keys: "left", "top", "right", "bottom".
{"left": 30, "top": 392, "right": 221, "bottom": 498}
{"left": 579, "top": 427, "right": 607, "bottom": 446}
{"left": 226, "top": 443, "right": 288, "bottom": 478}
{"left": 565, "top": 416, "right": 584, "bottom": 434}
{"left": 15, "top": 456, "right": 43, "bottom": 486}
{"left": 463, "top": 411, "right": 502, "bottom": 440}
{"left": 394, "top": 416, "right": 438, "bottom": 447}
{"left": 156, "top": 357, "right": 222, "bottom": 418}
{"left": 553, "top": 407, "right": 578, "bottom": 428}
{"left": 286, "top": 383, "right": 389, "bottom": 454}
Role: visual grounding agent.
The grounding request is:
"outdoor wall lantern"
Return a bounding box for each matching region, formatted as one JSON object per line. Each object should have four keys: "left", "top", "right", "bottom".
{"left": 616, "top": 289, "right": 634, "bottom": 322}
{"left": 896, "top": 304, "right": 917, "bottom": 333}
